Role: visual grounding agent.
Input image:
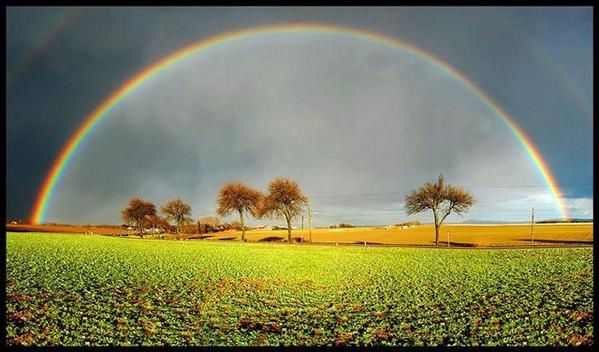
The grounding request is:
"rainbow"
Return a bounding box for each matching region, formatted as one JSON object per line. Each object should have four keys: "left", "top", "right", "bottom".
{"left": 529, "top": 43, "right": 593, "bottom": 123}
{"left": 30, "top": 22, "right": 569, "bottom": 223}
{"left": 7, "top": 8, "right": 81, "bottom": 88}
{"left": 497, "top": 11, "right": 592, "bottom": 125}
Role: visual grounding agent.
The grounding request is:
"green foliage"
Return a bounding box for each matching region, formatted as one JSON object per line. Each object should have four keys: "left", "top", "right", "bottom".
{"left": 6, "top": 232, "right": 593, "bottom": 346}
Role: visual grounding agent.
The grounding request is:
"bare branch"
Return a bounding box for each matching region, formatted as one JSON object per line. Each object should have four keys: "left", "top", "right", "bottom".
{"left": 216, "top": 182, "right": 263, "bottom": 242}
{"left": 161, "top": 199, "right": 192, "bottom": 233}
{"left": 121, "top": 198, "right": 157, "bottom": 235}
{"left": 404, "top": 174, "right": 475, "bottom": 246}
{"left": 259, "top": 178, "right": 308, "bottom": 243}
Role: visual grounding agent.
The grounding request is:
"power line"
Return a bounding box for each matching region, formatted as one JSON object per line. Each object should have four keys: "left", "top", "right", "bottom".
{"left": 310, "top": 205, "right": 583, "bottom": 214}
{"left": 312, "top": 208, "right": 570, "bottom": 213}
{"left": 308, "top": 183, "right": 591, "bottom": 200}
{"left": 310, "top": 191, "right": 408, "bottom": 199}
{"left": 461, "top": 184, "right": 592, "bottom": 189}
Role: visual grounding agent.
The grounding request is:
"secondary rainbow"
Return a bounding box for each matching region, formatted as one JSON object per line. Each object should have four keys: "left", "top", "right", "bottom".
{"left": 30, "top": 22, "right": 569, "bottom": 223}
{"left": 7, "top": 8, "right": 82, "bottom": 88}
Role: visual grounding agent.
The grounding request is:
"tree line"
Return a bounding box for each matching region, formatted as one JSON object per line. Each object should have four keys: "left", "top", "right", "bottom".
{"left": 121, "top": 174, "right": 474, "bottom": 246}
{"left": 122, "top": 177, "right": 308, "bottom": 242}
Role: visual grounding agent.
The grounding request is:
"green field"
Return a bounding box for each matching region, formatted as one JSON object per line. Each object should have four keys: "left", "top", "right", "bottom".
{"left": 6, "top": 232, "right": 593, "bottom": 346}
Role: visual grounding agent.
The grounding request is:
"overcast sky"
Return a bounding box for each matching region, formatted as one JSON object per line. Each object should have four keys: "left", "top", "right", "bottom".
{"left": 6, "top": 7, "right": 593, "bottom": 226}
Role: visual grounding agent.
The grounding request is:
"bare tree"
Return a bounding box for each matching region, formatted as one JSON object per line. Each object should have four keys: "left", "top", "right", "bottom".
{"left": 404, "top": 174, "right": 474, "bottom": 246}
{"left": 146, "top": 214, "right": 170, "bottom": 238}
{"left": 216, "top": 182, "right": 263, "bottom": 242}
{"left": 199, "top": 216, "right": 221, "bottom": 233}
{"left": 199, "top": 216, "right": 221, "bottom": 228}
{"left": 259, "top": 178, "right": 308, "bottom": 243}
{"left": 161, "top": 199, "right": 192, "bottom": 234}
{"left": 121, "top": 198, "right": 157, "bottom": 237}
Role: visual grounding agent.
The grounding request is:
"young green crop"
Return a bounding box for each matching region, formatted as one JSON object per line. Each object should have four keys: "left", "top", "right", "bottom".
{"left": 6, "top": 232, "right": 593, "bottom": 346}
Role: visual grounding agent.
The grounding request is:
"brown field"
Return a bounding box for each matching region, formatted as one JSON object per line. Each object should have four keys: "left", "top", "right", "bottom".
{"left": 6, "top": 223, "right": 123, "bottom": 235}
{"left": 8, "top": 223, "right": 592, "bottom": 248}
{"left": 199, "top": 223, "right": 593, "bottom": 247}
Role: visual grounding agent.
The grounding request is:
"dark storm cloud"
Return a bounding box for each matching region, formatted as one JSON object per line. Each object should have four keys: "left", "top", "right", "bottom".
{"left": 6, "top": 7, "right": 592, "bottom": 223}
{"left": 47, "top": 35, "right": 561, "bottom": 225}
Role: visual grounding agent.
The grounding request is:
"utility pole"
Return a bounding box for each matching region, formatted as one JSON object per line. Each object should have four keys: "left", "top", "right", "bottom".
{"left": 531, "top": 207, "right": 535, "bottom": 245}
{"left": 301, "top": 215, "right": 304, "bottom": 243}
{"left": 447, "top": 230, "right": 450, "bottom": 248}
{"left": 308, "top": 206, "right": 313, "bottom": 243}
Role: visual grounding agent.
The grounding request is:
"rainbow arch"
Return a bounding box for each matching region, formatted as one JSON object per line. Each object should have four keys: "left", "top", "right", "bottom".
{"left": 7, "top": 8, "right": 82, "bottom": 88}
{"left": 30, "top": 22, "right": 569, "bottom": 223}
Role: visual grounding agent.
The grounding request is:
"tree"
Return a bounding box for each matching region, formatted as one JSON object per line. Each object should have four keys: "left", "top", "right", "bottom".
{"left": 229, "top": 220, "right": 242, "bottom": 230}
{"left": 199, "top": 216, "right": 221, "bottom": 233}
{"left": 199, "top": 216, "right": 220, "bottom": 228}
{"left": 121, "top": 198, "right": 157, "bottom": 237}
{"left": 146, "top": 214, "right": 170, "bottom": 237}
{"left": 259, "top": 178, "right": 308, "bottom": 243}
{"left": 216, "top": 182, "right": 263, "bottom": 242}
{"left": 404, "top": 174, "right": 474, "bottom": 246}
{"left": 161, "top": 199, "right": 192, "bottom": 234}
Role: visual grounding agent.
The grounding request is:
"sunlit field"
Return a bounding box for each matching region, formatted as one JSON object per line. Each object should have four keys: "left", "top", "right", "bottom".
{"left": 6, "top": 232, "right": 593, "bottom": 346}
{"left": 6, "top": 223, "right": 593, "bottom": 247}
{"left": 178, "top": 223, "right": 593, "bottom": 247}
{"left": 6, "top": 6, "right": 593, "bottom": 349}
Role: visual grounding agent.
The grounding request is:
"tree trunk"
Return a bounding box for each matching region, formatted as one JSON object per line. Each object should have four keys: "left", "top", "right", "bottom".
{"left": 139, "top": 222, "right": 144, "bottom": 238}
{"left": 239, "top": 210, "right": 246, "bottom": 242}
{"left": 286, "top": 216, "right": 292, "bottom": 243}
{"left": 433, "top": 209, "right": 439, "bottom": 246}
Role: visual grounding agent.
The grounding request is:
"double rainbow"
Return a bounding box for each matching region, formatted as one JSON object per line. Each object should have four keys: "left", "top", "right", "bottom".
{"left": 7, "top": 8, "right": 82, "bottom": 88}
{"left": 30, "top": 23, "right": 568, "bottom": 223}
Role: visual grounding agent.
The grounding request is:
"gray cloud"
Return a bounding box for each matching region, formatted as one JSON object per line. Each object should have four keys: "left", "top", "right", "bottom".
{"left": 6, "top": 7, "right": 592, "bottom": 224}
{"left": 47, "top": 34, "right": 573, "bottom": 225}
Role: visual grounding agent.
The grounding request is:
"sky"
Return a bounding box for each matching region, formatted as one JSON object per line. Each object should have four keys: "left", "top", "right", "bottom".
{"left": 6, "top": 7, "right": 593, "bottom": 227}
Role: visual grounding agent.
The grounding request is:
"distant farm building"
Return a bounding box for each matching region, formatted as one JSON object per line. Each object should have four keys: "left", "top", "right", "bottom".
{"left": 272, "top": 226, "right": 297, "bottom": 230}
{"left": 396, "top": 221, "right": 420, "bottom": 229}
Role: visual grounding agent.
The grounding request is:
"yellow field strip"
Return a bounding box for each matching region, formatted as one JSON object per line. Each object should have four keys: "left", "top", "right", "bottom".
{"left": 186, "top": 224, "right": 593, "bottom": 247}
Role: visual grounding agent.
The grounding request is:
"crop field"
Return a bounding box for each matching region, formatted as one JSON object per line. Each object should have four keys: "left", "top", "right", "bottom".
{"left": 6, "top": 223, "right": 593, "bottom": 248}
{"left": 6, "top": 232, "right": 593, "bottom": 346}
{"left": 184, "top": 223, "right": 593, "bottom": 247}
{"left": 6, "top": 224, "right": 120, "bottom": 235}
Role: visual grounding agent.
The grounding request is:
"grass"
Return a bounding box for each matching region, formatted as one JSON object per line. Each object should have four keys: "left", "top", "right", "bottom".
{"left": 6, "top": 232, "right": 593, "bottom": 346}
